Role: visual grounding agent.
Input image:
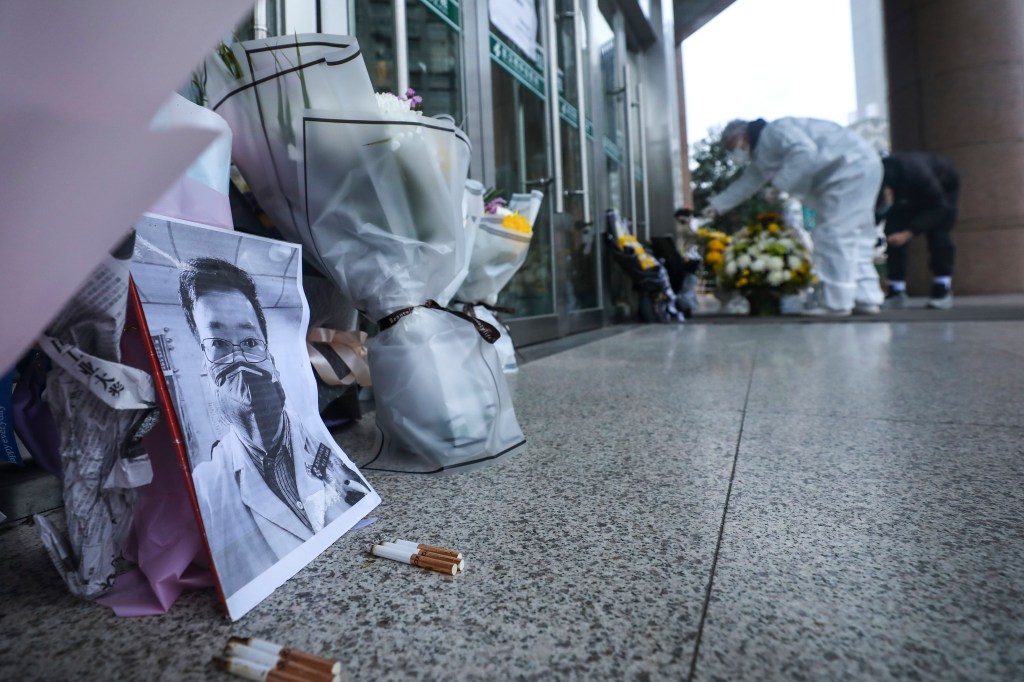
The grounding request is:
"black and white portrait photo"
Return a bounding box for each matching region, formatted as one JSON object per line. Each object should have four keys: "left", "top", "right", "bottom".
{"left": 130, "top": 214, "right": 380, "bottom": 620}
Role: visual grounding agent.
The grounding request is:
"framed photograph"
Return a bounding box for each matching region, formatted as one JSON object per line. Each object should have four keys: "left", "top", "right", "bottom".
{"left": 129, "top": 214, "right": 380, "bottom": 620}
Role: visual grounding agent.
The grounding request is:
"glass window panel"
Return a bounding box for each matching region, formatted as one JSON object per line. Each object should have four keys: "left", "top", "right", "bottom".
{"left": 353, "top": 0, "right": 399, "bottom": 94}
{"left": 407, "top": 1, "right": 464, "bottom": 123}
{"left": 556, "top": 1, "right": 598, "bottom": 310}
{"left": 491, "top": 66, "right": 555, "bottom": 318}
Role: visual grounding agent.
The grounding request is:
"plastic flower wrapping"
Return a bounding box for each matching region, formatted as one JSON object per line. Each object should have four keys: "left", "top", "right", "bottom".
{"left": 204, "top": 34, "right": 525, "bottom": 473}
{"left": 718, "top": 214, "right": 815, "bottom": 294}
{"left": 453, "top": 190, "right": 544, "bottom": 374}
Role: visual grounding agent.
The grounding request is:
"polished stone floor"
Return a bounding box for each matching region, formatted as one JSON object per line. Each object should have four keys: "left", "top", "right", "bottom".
{"left": 2, "top": 317, "right": 1022, "bottom": 680}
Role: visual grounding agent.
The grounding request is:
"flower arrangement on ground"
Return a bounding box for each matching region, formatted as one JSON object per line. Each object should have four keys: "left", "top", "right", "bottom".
{"left": 693, "top": 226, "right": 731, "bottom": 285}
{"left": 605, "top": 210, "right": 685, "bottom": 322}
{"left": 718, "top": 214, "right": 815, "bottom": 315}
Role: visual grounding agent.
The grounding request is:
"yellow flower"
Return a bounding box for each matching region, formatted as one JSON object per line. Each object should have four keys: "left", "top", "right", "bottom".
{"left": 736, "top": 278, "right": 748, "bottom": 288}
{"left": 502, "top": 213, "right": 533, "bottom": 234}
{"left": 707, "top": 239, "right": 725, "bottom": 252}
{"left": 768, "top": 224, "right": 779, "bottom": 234}
{"left": 705, "top": 251, "right": 723, "bottom": 267}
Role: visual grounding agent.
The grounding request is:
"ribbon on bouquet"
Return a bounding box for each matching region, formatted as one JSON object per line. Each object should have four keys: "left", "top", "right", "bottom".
{"left": 458, "top": 302, "right": 516, "bottom": 319}
{"left": 306, "top": 328, "right": 372, "bottom": 387}
{"left": 378, "top": 300, "right": 501, "bottom": 344}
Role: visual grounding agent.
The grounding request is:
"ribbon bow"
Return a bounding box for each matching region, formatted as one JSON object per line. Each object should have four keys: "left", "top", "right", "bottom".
{"left": 306, "top": 328, "right": 372, "bottom": 387}
{"left": 377, "top": 300, "right": 501, "bottom": 344}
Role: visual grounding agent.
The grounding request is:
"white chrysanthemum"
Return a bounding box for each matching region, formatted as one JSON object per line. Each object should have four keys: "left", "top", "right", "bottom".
{"left": 768, "top": 256, "right": 785, "bottom": 272}
{"left": 725, "top": 260, "right": 738, "bottom": 276}
{"left": 736, "top": 254, "right": 752, "bottom": 269}
{"left": 787, "top": 255, "right": 803, "bottom": 270}
{"left": 767, "top": 270, "right": 785, "bottom": 286}
{"left": 375, "top": 92, "right": 423, "bottom": 118}
{"left": 778, "top": 238, "right": 794, "bottom": 250}
{"left": 750, "top": 258, "right": 767, "bottom": 272}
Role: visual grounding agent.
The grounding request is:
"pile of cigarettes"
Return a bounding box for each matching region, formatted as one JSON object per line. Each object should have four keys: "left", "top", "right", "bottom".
{"left": 369, "top": 538, "right": 465, "bottom": 575}
{"left": 213, "top": 637, "right": 341, "bottom": 682}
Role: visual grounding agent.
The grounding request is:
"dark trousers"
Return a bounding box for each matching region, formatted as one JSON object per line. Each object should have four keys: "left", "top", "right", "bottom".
{"left": 887, "top": 226, "right": 956, "bottom": 280}
{"left": 887, "top": 212, "right": 957, "bottom": 281}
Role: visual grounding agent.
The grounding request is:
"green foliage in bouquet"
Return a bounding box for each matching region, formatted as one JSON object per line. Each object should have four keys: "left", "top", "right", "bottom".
{"left": 718, "top": 214, "right": 815, "bottom": 296}
{"left": 690, "top": 126, "right": 785, "bottom": 235}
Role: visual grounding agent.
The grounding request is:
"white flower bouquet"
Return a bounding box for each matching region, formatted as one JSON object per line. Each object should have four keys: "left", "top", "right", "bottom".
{"left": 205, "top": 35, "right": 525, "bottom": 473}
{"left": 718, "top": 214, "right": 815, "bottom": 315}
{"left": 453, "top": 190, "right": 544, "bottom": 373}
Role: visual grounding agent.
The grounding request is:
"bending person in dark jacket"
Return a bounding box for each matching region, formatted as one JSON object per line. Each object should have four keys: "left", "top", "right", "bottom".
{"left": 877, "top": 151, "right": 960, "bottom": 309}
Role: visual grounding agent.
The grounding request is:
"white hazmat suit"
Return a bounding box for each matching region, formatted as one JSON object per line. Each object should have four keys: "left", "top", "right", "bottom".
{"left": 708, "top": 117, "right": 884, "bottom": 312}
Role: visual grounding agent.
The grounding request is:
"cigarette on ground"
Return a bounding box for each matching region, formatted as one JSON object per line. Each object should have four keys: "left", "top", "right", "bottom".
{"left": 391, "top": 538, "right": 463, "bottom": 560}
{"left": 381, "top": 542, "right": 465, "bottom": 571}
{"left": 212, "top": 656, "right": 310, "bottom": 682}
{"left": 224, "top": 642, "right": 337, "bottom": 682}
{"left": 228, "top": 637, "right": 341, "bottom": 676}
{"left": 370, "top": 543, "right": 457, "bottom": 575}
{"left": 225, "top": 642, "right": 280, "bottom": 669}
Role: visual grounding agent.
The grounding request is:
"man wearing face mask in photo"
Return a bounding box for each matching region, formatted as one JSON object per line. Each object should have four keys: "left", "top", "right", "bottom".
{"left": 179, "top": 257, "right": 370, "bottom": 595}
{"left": 703, "top": 118, "right": 885, "bottom": 316}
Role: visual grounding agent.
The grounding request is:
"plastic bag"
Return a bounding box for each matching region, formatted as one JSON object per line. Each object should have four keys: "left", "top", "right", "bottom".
{"left": 207, "top": 35, "right": 525, "bottom": 473}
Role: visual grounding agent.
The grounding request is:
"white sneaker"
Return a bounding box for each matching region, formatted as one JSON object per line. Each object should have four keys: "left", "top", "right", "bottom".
{"left": 927, "top": 283, "right": 953, "bottom": 309}
{"left": 883, "top": 291, "right": 908, "bottom": 310}
{"left": 853, "top": 303, "right": 881, "bottom": 315}
{"left": 802, "top": 305, "right": 852, "bottom": 317}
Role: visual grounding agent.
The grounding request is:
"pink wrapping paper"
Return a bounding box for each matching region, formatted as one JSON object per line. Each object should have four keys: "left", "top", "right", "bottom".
{"left": 96, "top": 306, "right": 214, "bottom": 617}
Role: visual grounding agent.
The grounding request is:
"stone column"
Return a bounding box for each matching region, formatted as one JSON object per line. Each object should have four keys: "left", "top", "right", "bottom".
{"left": 884, "top": 0, "right": 1024, "bottom": 294}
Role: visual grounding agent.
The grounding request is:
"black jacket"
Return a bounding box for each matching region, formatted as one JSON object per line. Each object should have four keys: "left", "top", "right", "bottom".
{"left": 878, "top": 152, "right": 960, "bottom": 235}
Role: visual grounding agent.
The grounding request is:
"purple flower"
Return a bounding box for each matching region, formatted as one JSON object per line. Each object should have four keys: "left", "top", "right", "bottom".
{"left": 484, "top": 197, "right": 508, "bottom": 215}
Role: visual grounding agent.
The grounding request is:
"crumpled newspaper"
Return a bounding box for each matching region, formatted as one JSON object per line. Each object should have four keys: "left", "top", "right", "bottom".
{"left": 34, "top": 236, "right": 158, "bottom": 599}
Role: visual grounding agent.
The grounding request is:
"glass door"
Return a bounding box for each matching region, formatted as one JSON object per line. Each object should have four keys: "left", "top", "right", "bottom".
{"left": 554, "top": 0, "right": 602, "bottom": 332}
{"left": 489, "top": 2, "right": 557, "bottom": 332}
{"left": 492, "top": 0, "right": 604, "bottom": 343}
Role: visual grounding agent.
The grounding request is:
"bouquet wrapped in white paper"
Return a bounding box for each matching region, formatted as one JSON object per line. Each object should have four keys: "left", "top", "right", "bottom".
{"left": 205, "top": 35, "right": 525, "bottom": 473}
{"left": 453, "top": 191, "right": 543, "bottom": 373}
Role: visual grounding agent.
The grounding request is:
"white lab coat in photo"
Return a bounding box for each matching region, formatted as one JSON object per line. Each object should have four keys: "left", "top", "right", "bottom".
{"left": 709, "top": 117, "right": 884, "bottom": 311}
{"left": 192, "top": 409, "right": 364, "bottom": 595}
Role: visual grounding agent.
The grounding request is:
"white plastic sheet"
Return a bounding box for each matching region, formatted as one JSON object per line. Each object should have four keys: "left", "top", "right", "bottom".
{"left": 207, "top": 35, "right": 526, "bottom": 473}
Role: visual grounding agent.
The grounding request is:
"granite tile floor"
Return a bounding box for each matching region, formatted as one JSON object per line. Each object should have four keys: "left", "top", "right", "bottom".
{"left": 1, "top": 319, "right": 1022, "bottom": 680}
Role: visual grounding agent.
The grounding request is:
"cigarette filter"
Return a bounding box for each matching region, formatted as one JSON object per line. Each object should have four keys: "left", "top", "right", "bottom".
{"left": 224, "top": 642, "right": 337, "bottom": 682}
{"left": 231, "top": 638, "right": 342, "bottom": 676}
{"left": 212, "top": 656, "right": 310, "bottom": 682}
{"left": 370, "top": 543, "right": 457, "bottom": 575}
{"left": 391, "top": 538, "right": 463, "bottom": 560}
{"left": 381, "top": 542, "right": 465, "bottom": 571}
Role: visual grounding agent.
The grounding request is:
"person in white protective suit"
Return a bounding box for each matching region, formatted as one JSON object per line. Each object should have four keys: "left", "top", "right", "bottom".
{"left": 703, "top": 118, "right": 885, "bottom": 316}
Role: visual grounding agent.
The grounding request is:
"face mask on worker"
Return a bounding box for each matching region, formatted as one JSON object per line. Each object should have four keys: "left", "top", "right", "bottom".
{"left": 728, "top": 146, "right": 750, "bottom": 166}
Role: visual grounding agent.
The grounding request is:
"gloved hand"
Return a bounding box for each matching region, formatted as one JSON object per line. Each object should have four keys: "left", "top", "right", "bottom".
{"left": 702, "top": 206, "right": 718, "bottom": 220}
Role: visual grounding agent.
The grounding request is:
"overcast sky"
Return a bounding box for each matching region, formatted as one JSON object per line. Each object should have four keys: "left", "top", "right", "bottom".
{"left": 681, "top": 0, "right": 858, "bottom": 146}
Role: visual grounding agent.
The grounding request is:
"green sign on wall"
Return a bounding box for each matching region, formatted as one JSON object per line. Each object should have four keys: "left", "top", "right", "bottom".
{"left": 489, "top": 32, "right": 546, "bottom": 100}
{"left": 603, "top": 137, "right": 623, "bottom": 165}
{"left": 418, "top": 0, "right": 460, "bottom": 30}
